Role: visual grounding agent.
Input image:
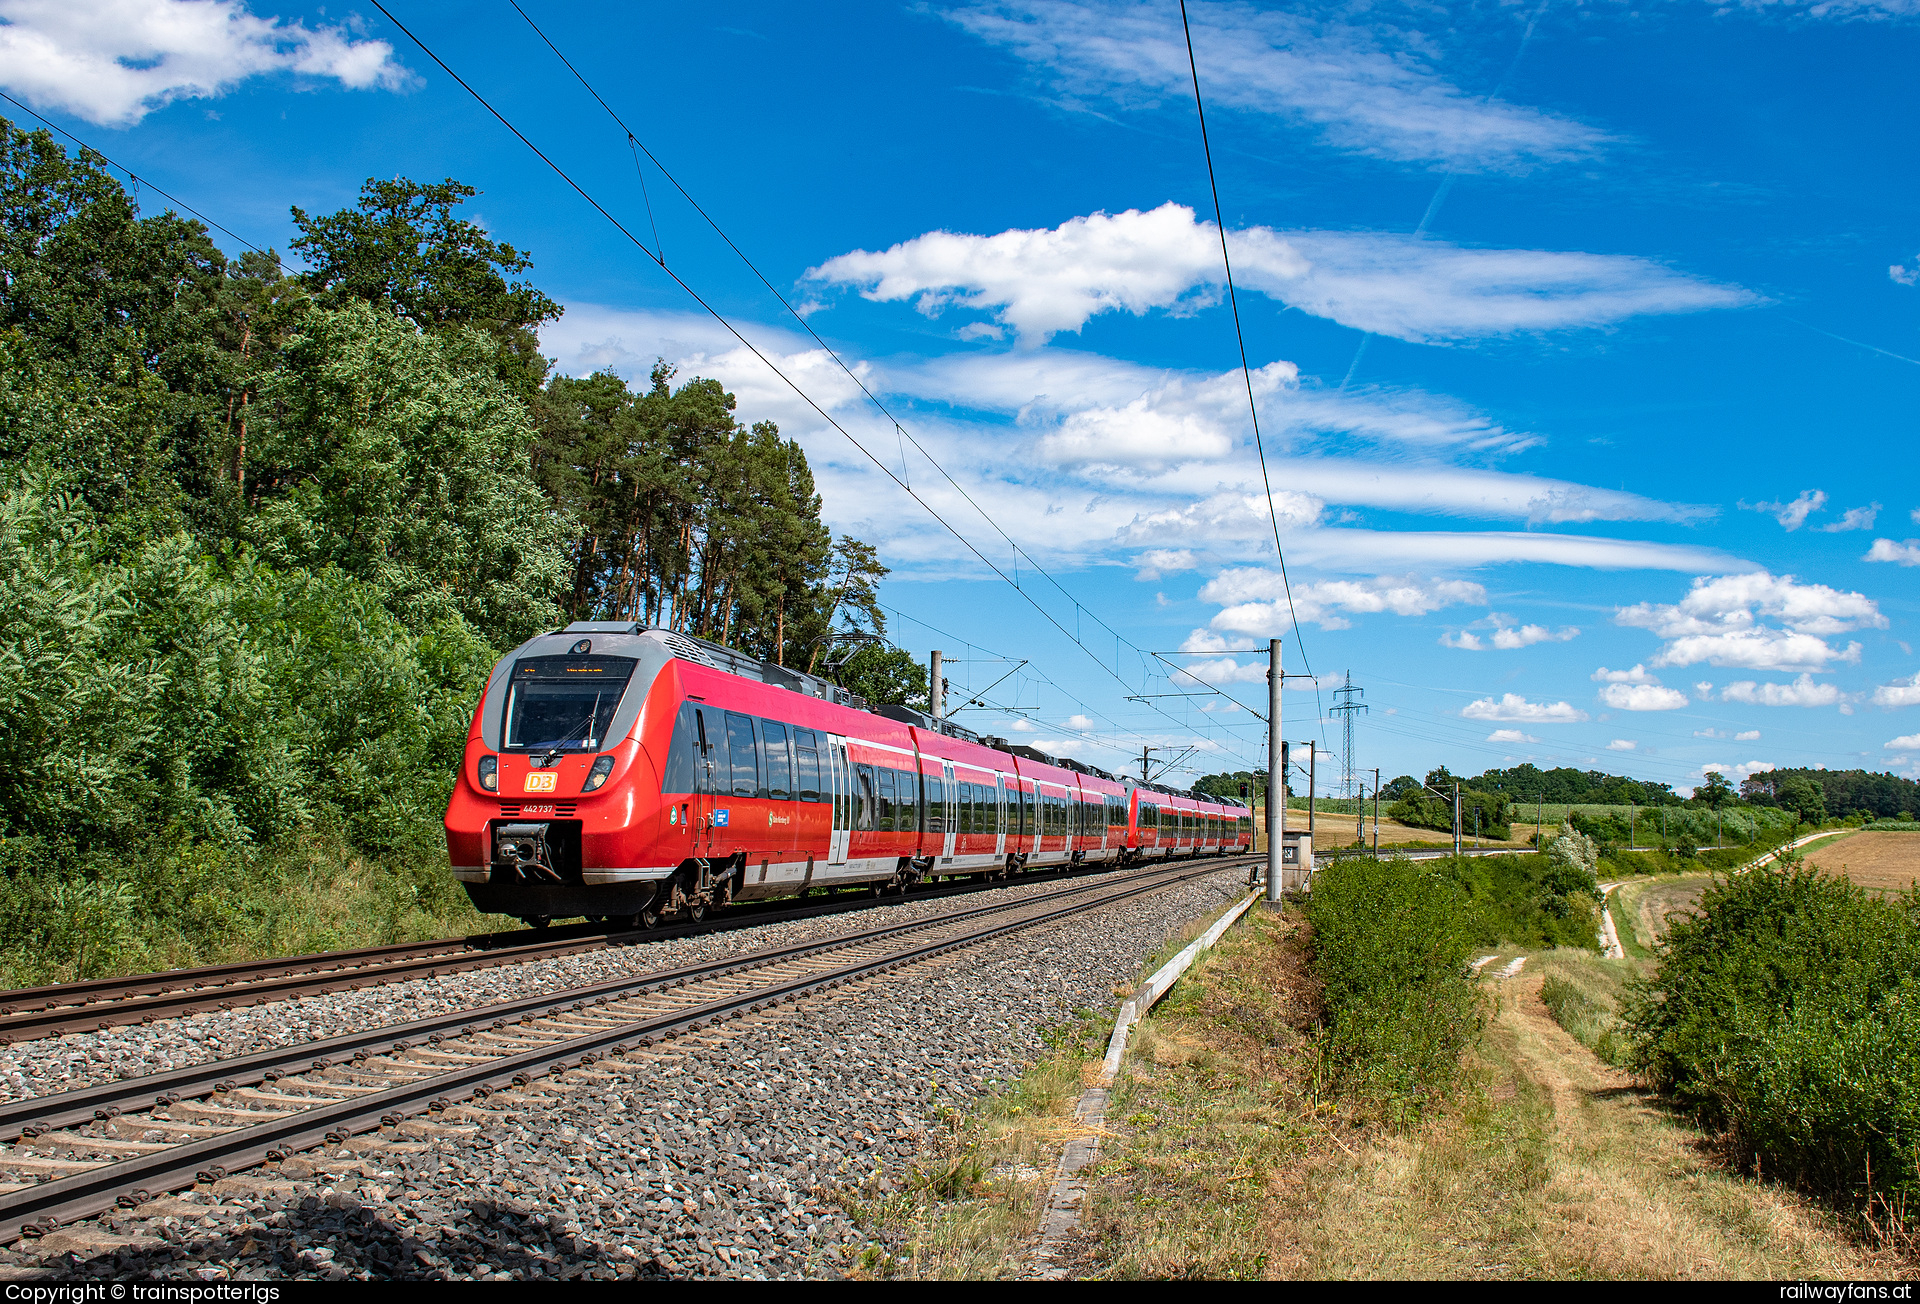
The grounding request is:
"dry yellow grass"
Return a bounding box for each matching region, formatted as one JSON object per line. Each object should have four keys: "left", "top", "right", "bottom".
{"left": 1803, "top": 830, "right": 1920, "bottom": 894}
{"left": 1300, "top": 969, "right": 1884, "bottom": 1279}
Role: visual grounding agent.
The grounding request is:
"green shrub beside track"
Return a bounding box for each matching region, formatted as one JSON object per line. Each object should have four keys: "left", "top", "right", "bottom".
{"left": 1624, "top": 856, "right": 1920, "bottom": 1201}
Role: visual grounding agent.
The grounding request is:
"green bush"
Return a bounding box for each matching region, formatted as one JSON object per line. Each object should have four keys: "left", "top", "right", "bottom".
{"left": 1305, "top": 856, "right": 1485, "bottom": 1118}
{"left": 1623, "top": 859, "right": 1920, "bottom": 1200}
{"left": 1437, "top": 851, "right": 1601, "bottom": 950}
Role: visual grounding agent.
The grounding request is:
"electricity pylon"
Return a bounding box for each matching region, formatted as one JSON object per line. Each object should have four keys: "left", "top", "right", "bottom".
{"left": 1329, "top": 671, "right": 1367, "bottom": 801}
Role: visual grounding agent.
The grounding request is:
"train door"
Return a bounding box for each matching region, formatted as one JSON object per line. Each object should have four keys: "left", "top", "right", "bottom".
{"left": 994, "top": 773, "right": 1008, "bottom": 859}
{"left": 691, "top": 705, "right": 719, "bottom": 860}
{"left": 941, "top": 761, "right": 958, "bottom": 860}
{"left": 826, "top": 734, "right": 851, "bottom": 866}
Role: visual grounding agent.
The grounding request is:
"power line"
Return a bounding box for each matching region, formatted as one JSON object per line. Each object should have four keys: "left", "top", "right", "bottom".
{"left": 504, "top": 1, "right": 1273, "bottom": 738}
{"left": 366, "top": 0, "right": 1261, "bottom": 770}
{"left": 1176, "top": 1, "right": 1333, "bottom": 762}
{"left": 0, "top": 91, "right": 284, "bottom": 268}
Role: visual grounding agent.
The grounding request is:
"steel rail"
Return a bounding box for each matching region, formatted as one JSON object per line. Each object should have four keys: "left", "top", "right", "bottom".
{"left": 0, "top": 857, "right": 1253, "bottom": 1243}
{"left": 0, "top": 852, "right": 1248, "bottom": 1043}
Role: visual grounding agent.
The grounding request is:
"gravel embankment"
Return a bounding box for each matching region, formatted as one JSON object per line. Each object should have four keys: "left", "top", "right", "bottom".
{"left": 1, "top": 866, "right": 1250, "bottom": 1281}
{"left": 0, "top": 864, "right": 1241, "bottom": 1104}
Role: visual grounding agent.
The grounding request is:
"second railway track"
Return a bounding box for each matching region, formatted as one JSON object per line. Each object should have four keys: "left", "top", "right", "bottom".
{"left": 0, "top": 859, "right": 1228, "bottom": 1044}
{"left": 0, "top": 856, "right": 1254, "bottom": 1245}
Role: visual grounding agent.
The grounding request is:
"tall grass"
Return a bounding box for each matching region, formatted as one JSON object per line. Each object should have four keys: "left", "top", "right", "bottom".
{"left": 0, "top": 830, "right": 505, "bottom": 988}
{"left": 1624, "top": 856, "right": 1920, "bottom": 1201}
{"left": 1304, "top": 856, "right": 1484, "bottom": 1119}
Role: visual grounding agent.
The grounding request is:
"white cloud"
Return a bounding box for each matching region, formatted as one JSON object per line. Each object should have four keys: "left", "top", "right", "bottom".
{"left": 1133, "top": 548, "right": 1195, "bottom": 580}
{"left": 1703, "top": 760, "right": 1778, "bottom": 783}
{"left": 0, "top": 0, "right": 411, "bottom": 127}
{"left": 1447, "top": 622, "right": 1579, "bottom": 650}
{"left": 1592, "top": 664, "right": 1659, "bottom": 684}
{"left": 1063, "top": 714, "right": 1094, "bottom": 730}
{"left": 809, "top": 203, "right": 1752, "bottom": 345}
{"left": 1696, "top": 681, "right": 1715, "bottom": 696}
{"left": 1202, "top": 571, "right": 1484, "bottom": 633}
{"left": 537, "top": 306, "right": 1740, "bottom": 586}
{"left": 1886, "top": 733, "right": 1920, "bottom": 749}
{"left": 1606, "top": 739, "right": 1637, "bottom": 751}
{"left": 1736, "top": 730, "right": 1761, "bottom": 741}
{"left": 1818, "top": 504, "right": 1880, "bottom": 532}
{"left": 1461, "top": 693, "right": 1589, "bottom": 724}
{"left": 1744, "top": 489, "right": 1826, "bottom": 530}
{"left": 1873, "top": 674, "right": 1920, "bottom": 708}
{"left": 1599, "top": 682, "right": 1690, "bottom": 711}
{"left": 1616, "top": 571, "right": 1884, "bottom": 672}
{"left": 1865, "top": 538, "right": 1920, "bottom": 567}
{"left": 1721, "top": 675, "right": 1845, "bottom": 707}
{"left": 945, "top": 0, "right": 1608, "bottom": 171}
{"left": 1487, "top": 729, "right": 1539, "bottom": 744}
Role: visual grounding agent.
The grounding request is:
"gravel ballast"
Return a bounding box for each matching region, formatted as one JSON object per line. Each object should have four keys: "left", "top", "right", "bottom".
{"left": 0, "top": 864, "right": 1251, "bottom": 1281}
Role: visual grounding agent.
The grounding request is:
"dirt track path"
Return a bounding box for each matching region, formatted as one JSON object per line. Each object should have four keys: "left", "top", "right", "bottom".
{"left": 1302, "top": 970, "right": 1880, "bottom": 1279}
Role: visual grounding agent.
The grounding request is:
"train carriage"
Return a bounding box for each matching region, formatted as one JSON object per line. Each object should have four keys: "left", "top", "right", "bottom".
{"left": 446, "top": 621, "right": 1253, "bottom": 927}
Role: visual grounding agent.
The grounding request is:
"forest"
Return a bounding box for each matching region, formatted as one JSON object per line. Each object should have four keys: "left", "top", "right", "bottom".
{"left": 0, "top": 121, "right": 911, "bottom": 979}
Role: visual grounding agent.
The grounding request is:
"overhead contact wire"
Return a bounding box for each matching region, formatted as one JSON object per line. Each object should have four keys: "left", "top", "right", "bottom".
{"left": 369, "top": 0, "right": 1260, "bottom": 770}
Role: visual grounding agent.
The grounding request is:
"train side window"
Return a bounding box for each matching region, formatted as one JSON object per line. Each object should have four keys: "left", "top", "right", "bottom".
{"left": 694, "top": 707, "right": 728, "bottom": 793}
{"left": 854, "top": 763, "right": 877, "bottom": 831}
{"left": 793, "top": 730, "right": 821, "bottom": 803}
{"left": 924, "top": 772, "right": 945, "bottom": 834}
{"left": 878, "top": 767, "right": 897, "bottom": 830}
{"left": 661, "top": 703, "right": 697, "bottom": 794}
{"left": 725, "top": 713, "right": 759, "bottom": 798}
{"left": 762, "top": 721, "right": 793, "bottom": 801}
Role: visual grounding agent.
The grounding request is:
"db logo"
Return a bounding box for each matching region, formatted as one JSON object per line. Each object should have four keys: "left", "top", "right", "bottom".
{"left": 524, "top": 772, "right": 558, "bottom": 793}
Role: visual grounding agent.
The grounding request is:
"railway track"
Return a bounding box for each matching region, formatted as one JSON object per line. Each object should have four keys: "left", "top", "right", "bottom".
{"left": 0, "top": 857, "right": 1242, "bottom": 1044}
{"left": 0, "top": 855, "right": 1254, "bottom": 1245}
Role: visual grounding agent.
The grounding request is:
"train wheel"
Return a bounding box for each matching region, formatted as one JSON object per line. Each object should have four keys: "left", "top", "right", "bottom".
{"left": 687, "top": 899, "right": 708, "bottom": 923}
{"left": 639, "top": 905, "right": 661, "bottom": 929}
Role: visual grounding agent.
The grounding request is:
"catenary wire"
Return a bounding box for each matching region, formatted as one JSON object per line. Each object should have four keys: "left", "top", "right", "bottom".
{"left": 365, "top": 0, "right": 1262, "bottom": 770}
{"left": 504, "top": 0, "right": 1269, "bottom": 732}
{"left": 1176, "top": 0, "right": 1330, "bottom": 759}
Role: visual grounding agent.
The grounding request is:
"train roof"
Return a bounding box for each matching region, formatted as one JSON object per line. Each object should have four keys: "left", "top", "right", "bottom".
{"left": 559, "top": 621, "right": 1234, "bottom": 806}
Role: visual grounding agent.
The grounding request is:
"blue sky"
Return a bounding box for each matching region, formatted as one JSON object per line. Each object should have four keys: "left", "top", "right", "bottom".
{"left": 6, "top": 0, "right": 1918, "bottom": 795}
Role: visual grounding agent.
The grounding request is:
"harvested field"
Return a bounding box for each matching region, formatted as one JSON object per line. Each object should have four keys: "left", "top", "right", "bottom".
{"left": 1803, "top": 830, "right": 1920, "bottom": 895}
{"left": 1615, "top": 876, "right": 1712, "bottom": 950}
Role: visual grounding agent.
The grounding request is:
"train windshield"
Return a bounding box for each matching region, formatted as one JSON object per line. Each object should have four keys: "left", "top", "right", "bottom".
{"left": 501, "top": 656, "right": 638, "bottom": 752}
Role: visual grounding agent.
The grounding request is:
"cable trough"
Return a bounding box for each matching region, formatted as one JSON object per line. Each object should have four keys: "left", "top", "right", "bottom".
{"left": 0, "top": 856, "right": 1253, "bottom": 1244}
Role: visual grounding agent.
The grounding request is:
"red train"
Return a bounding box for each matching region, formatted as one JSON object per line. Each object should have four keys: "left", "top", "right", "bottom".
{"left": 444, "top": 623, "right": 1253, "bottom": 927}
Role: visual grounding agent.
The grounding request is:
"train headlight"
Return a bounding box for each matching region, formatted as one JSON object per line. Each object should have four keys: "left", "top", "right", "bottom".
{"left": 583, "top": 755, "right": 615, "bottom": 792}
{"left": 478, "top": 755, "right": 499, "bottom": 792}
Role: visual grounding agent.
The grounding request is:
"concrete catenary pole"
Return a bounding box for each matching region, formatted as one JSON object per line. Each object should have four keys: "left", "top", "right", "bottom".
{"left": 1454, "top": 779, "right": 1462, "bottom": 858}
{"left": 1266, "top": 637, "right": 1283, "bottom": 905}
{"left": 1371, "top": 768, "right": 1381, "bottom": 859}
{"left": 930, "top": 650, "right": 944, "bottom": 720}
{"left": 1306, "top": 743, "right": 1317, "bottom": 869}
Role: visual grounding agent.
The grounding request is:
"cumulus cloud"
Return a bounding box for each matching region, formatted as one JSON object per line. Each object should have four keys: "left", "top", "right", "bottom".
{"left": 1865, "top": 538, "right": 1920, "bottom": 566}
{"left": 1592, "top": 664, "right": 1658, "bottom": 684}
{"left": 1616, "top": 571, "right": 1884, "bottom": 672}
{"left": 1737, "top": 729, "right": 1762, "bottom": 741}
{"left": 1606, "top": 739, "right": 1637, "bottom": 751}
{"left": 1201, "top": 571, "right": 1485, "bottom": 633}
{"left": 1445, "top": 622, "right": 1578, "bottom": 650}
{"left": 1063, "top": 714, "right": 1094, "bottom": 730}
{"left": 0, "top": 0, "right": 411, "bottom": 127}
{"left": 1132, "top": 548, "right": 1196, "bottom": 580}
{"left": 1487, "top": 729, "right": 1539, "bottom": 744}
{"left": 1599, "top": 682, "right": 1690, "bottom": 711}
{"left": 809, "top": 203, "right": 1752, "bottom": 345}
{"left": 945, "top": 0, "right": 1608, "bottom": 171}
{"left": 1703, "top": 760, "right": 1777, "bottom": 783}
{"left": 1461, "top": 693, "right": 1589, "bottom": 723}
{"left": 1873, "top": 674, "right": 1920, "bottom": 708}
{"left": 1721, "top": 674, "right": 1845, "bottom": 707}
{"left": 1895, "top": 257, "right": 1920, "bottom": 286}
{"left": 1887, "top": 733, "right": 1920, "bottom": 749}
{"left": 1818, "top": 503, "right": 1880, "bottom": 532}
{"left": 1744, "top": 489, "right": 1826, "bottom": 530}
